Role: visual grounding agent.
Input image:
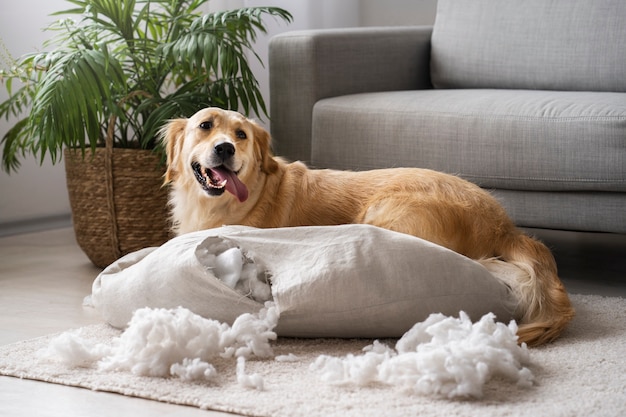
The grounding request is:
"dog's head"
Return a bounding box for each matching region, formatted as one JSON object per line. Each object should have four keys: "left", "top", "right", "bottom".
{"left": 160, "top": 107, "right": 278, "bottom": 202}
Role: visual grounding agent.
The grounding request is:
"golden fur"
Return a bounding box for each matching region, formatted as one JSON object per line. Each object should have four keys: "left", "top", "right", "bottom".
{"left": 161, "top": 107, "right": 575, "bottom": 346}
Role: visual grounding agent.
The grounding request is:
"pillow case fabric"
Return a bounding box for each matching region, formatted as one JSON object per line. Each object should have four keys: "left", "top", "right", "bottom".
{"left": 92, "top": 224, "right": 516, "bottom": 338}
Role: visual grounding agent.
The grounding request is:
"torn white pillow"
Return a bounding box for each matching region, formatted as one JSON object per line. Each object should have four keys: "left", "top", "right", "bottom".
{"left": 92, "top": 224, "right": 516, "bottom": 338}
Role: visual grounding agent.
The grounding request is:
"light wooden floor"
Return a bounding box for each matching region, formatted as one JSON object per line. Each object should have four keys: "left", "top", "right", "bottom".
{"left": 1, "top": 227, "right": 625, "bottom": 417}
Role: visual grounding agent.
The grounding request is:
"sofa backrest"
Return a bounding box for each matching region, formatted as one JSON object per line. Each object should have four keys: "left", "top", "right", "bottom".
{"left": 430, "top": 0, "right": 626, "bottom": 92}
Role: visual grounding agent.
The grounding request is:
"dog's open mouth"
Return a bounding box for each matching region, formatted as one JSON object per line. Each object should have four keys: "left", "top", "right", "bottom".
{"left": 192, "top": 162, "right": 248, "bottom": 202}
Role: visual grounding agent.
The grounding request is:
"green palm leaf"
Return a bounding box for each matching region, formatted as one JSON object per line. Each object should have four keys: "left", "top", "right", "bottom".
{"left": 0, "top": 0, "right": 292, "bottom": 173}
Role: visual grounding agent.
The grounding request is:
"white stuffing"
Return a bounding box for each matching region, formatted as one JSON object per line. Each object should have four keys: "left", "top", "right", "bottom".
{"left": 236, "top": 356, "right": 265, "bottom": 390}
{"left": 40, "top": 328, "right": 112, "bottom": 367}
{"left": 170, "top": 358, "right": 217, "bottom": 382}
{"left": 311, "top": 312, "right": 533, "bottom": 399}
{"left": 235, "top": 263, "right": 273, "bottom": 303}
{"left": 275, "top": 353, "right": 300, "bottom": 362}
{"left": 213, "top": 247, "right": 244, "bottom": 289}
{"left": 40, "top": 302, "right": 278, "bottom": 386}
{"left": 220, "top": 301, "right": 279, "bottom": 359}
{"left": 196, "top": 243, "right": 272, "bottom": 303}
{"left": 82, "top": 294, "right": 94, "bottom": 307}
{"left": 41, "top": 304, "right": 532, "bottom": 398}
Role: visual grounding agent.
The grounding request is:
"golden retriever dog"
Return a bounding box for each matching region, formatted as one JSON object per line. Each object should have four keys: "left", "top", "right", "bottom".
{"left": 161, "top": 107, "right": 575, "bottom": 346}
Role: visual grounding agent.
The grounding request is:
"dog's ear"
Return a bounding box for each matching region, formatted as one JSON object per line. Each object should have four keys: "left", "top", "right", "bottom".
{"left": 159, "top": 118, "right": 187, "bottom": 184}
{"left": 252, "top": 122, "right": 279, "bottom": 174}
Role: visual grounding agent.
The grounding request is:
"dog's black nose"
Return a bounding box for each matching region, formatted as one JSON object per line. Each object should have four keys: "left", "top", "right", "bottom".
{"left": 214, "top": 142, "right": 235, "bottom": 160}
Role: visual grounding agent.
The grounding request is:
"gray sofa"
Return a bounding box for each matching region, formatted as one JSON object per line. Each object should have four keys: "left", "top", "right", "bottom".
{"left": 268, "top": 0, "right": 626, "bottom": 234}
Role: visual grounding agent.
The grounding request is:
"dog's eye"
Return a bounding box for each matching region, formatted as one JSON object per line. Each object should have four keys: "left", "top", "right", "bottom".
{"left": 199, "top": 121, "right": 213, "bottom": 130}
{"left": 235, "top": 129, "right": 247, "bottom": 140}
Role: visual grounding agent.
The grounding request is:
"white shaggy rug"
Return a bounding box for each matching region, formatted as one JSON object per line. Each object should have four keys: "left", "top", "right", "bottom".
{"left": 1, "top": 293, "right": 625, "bottom": 417}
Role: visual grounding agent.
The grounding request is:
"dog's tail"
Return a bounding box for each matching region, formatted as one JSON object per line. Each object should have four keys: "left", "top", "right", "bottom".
{"left": 479, "top": 232, "right": 575, "bottom": 346}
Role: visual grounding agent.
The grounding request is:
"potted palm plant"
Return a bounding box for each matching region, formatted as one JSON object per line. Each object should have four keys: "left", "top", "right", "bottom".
{"left": 0, "top": 0, "right": 291, "bottom": 268}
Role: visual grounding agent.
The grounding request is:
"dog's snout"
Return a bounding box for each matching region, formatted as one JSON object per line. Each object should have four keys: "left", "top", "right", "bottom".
{"left": 214, "top": 142, "right": 235, "bottom": 161}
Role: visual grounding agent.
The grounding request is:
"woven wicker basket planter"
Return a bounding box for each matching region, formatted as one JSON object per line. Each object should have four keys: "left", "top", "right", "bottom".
{"left": 64, "top": 147, "right": 171, "bottom": 268}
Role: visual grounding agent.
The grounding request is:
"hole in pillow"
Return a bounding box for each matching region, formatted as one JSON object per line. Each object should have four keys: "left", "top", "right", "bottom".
{"left": 195, "top": 237, "right": 272, "bottom": 303}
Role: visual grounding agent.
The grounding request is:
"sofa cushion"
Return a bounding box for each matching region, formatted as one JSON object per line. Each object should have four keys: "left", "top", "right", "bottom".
{"left": 431, "top": 0, "right": 626, "bottom": 92}
{"left": 311, "top": 89, "right": 626, "bottom": 193}
{"left": 490, "top": 189, "right": 626, "bottom": 233}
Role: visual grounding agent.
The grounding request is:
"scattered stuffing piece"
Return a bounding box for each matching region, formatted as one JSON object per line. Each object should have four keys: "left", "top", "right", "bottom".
{"left": 236, "top": 356, "right": 265, "bottom": 390}
{"left": 170, "top": 358, "right": 217, "bottom": 382}
{"left": 82, "top": 294, "right": 94, "bottom": 307}
{"left": 41, "top": 328, "right": 112, "bottom": 368}
{"left": 311, "top": 312, "right": 533, "bottom": 399}
{"left": 40, "top": 302, "right": 278, "bottom": 384}
{"left": 220, "top": 302, "right": 279, "bottom": 359}
{"left": 275, "top": 353, "right": 300, "bottom": 362}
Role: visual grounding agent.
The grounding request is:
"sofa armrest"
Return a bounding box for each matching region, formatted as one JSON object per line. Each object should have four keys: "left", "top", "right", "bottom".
{"left": 269, "top": 26, "right": 433, "bottom": 162}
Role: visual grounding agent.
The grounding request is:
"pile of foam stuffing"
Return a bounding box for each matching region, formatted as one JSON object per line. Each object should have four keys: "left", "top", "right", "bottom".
{"left": 41, "top": 248, "right": 533, "bottom": 397}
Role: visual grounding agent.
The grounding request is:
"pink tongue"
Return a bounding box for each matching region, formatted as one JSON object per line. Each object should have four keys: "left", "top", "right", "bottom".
{"left": 210, "top": 167, "right": 248, "bottom": 202}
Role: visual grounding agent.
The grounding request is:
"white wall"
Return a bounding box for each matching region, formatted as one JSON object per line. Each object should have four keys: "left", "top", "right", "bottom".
{"left": 360, "top": 0, "right": 437, "bottom": 26}
{"left": 243, "top": 0, "right": 437, "bottom": 127}
{"left": 0, "top": 0, "right": 72, "bottom": 233}
{"left": 0, "top": 0, "right": 437, "bottom": 235}
{"left": 243, "top": 0, "right": 360, "bottom": 127}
